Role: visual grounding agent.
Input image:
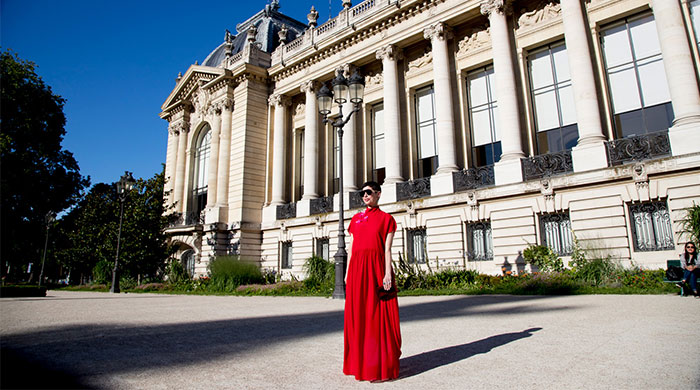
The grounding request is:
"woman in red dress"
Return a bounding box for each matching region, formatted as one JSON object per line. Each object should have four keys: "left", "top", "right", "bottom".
{"left": 343, "top": 181, "right": 402, "bottom": 381}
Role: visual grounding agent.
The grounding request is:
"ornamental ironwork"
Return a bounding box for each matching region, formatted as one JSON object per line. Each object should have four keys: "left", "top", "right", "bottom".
{"left": 397, "top": 177, "right": 431, "bottom": 201}
{"left": 539, "top": 212, "right": 573, "bottom": 256}
{"left": 276, "top": 202, "right": 297, "bottom": 220}
{"left": 310, "top": 196, "right": 334, "bottom": 215}
{"left": 453, "top": 165, "right": 495, "bottom": 192}
{"left": 628, "top": 201, "right": 674, "bottom": 252}
{"left": 185, "top": 211, "right": 205, "bottom": 226}
{"left": 349, "top": 190, "right": 364, "bottom": 209}
{"left": 523, "top": 150, "right": 573, "bottom": 181}
{"left": 605, "top": 131, "right": 671, "bottom": 166}
{"left": 466, "top": 221, "right": 493, "bottom": 261}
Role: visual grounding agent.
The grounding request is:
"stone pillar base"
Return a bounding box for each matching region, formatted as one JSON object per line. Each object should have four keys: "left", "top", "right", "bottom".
{"left": 205, "top": 206, "right": 229, "bottom": 224}
{"left": 494, "top": 158, "right": 524, "bottom": 185}
{"left": 379, "top": 182, "right": 397, "bottom": 205}
{"left": 669, "top": 122, "right": 700, "bottom": 156}
{"left": 296, "top": 199, "right": 311, "bottom": 217}
{"left": 430, "top": 172, "right": 455, "bottom": 196}
{"left": 262, "top": 205, "right": 277, "bottom": 224}
{"left": 572, "top": 141, "right": 609, "bottom": 172}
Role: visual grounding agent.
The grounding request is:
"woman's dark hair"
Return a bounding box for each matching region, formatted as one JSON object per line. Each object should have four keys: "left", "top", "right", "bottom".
{"left": 684, "top": 241, "right": 697, "bottom": 261}
{"left": 361, "top": 181, "right": 381, "bottom": 192}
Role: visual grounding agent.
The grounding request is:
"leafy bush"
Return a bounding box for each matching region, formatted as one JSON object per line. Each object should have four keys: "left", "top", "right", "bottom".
{"left": 568, "top": 236, "right": 620, "bottom": 287}
{"left": 208, "top": 255, "right": 265, "bottom": 292}
{"left": 92, "top": 260, "right": 112, "bottom": 285}
{"left": 523, "top": 245, "right": 564, "bottom": 273}
{"left": 679, "top": 202, "right": 700, "bottom": 244}
{"left": 166, "top": 258, "right": 189, "bottom": 284}
{"left": 617, "top": 267, "right": 665, "bottom": 290}
{"left": 302, "top": 256, "right": 335, "bottom": 293}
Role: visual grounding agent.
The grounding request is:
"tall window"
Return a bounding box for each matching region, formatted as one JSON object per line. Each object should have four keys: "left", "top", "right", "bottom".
{"left": 528, "top": 43, "right": 578, "bottom": 154}
{"left": 371, "top": 103, "right": 386, "bottom": 184}
{"left": 540, "top": 212, "right": 573, "bottom": 256}
{"left": 181, "top": 250, "right": 195, "bottom": 277}
{"left": 281, "top": 242, "right": 293, "bottom": 269}
{"left": 601, "top": 14, "right": 673, "bottom": 138}
{"left": 691, "top": 1, "right": 700, "bottom": 52}
{"left": 629, "top": 201, "right": 674, "bottom": 252}
{"left": 315, "top": 238, "right": 330, "bottom": 261}
{"left": 192, "top": 125, "right": 211, "bottom": 216}
{"left": 406, "top": 228, "right": 427, "bottom": 264}
{"left": 331, "top": 124, "right": 340, "bottom": 194}
{"left": 467, "top": 66, "right": 501, "bottom": 166}
{"left": 467, "top": 222, "right": 493, "bottom": 261}
{"left": 295, "top": 129, "right": 304, "bottom": 200}
{"left": 415, "top": 86, "right": 438, "bottom": 178}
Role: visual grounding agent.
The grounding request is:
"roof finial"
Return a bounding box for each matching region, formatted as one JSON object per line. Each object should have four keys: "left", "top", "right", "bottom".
{"left": 308, "top": 6, "right": 319, "bottom": 27}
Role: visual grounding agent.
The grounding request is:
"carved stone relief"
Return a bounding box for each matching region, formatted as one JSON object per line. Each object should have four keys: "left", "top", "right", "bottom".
{"left": 406, "top": 49, "right": 432, "bottom": 75}
{"left": 517, "top": 1, "right": 562, "bottom": 30}
{"left": 457, "top": 27, "right": 491, "bottom": 55}
{"left": 365, "top": 69, "right": 383, "bottom": 87}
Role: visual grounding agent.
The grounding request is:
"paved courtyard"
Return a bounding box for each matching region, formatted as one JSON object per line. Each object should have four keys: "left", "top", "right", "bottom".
{"left": 1, "top": 291, "right": 699, "bottom": 389}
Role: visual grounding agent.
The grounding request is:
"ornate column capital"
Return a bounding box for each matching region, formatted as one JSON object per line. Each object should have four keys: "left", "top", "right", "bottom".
{"left": 480, "top": 0, "right": 512, "bottom": 17}
{"left": 376, "top": 44, "right": 403, "bottom": 61}
{"left": 170, "top": 121, "right": 190, "bottom": 135}
{"left": 423, "top": 22, "right": 453, "bottom": 42}
{"left": 268, "top": 93, "right": 292, "bottom": 107}
{"left": 300, "top": 80, "right": 319, "bottom": 94}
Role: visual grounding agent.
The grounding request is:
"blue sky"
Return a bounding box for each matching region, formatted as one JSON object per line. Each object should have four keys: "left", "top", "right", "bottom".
{"left": 1, "top": 0, "right": 338, "bottom": 186}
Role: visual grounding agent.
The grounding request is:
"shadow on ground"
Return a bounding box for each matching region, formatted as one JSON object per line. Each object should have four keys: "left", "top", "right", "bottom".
{"left": 1, "top": 295, "right": 574, "bottom": 387}
{"left": 399, "top": 327, "right": 543, "bottom": 378}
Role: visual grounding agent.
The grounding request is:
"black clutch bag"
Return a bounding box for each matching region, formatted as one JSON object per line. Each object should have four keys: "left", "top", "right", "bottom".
{"left": 377, "top": 285, "right": 397, "bottom": 301}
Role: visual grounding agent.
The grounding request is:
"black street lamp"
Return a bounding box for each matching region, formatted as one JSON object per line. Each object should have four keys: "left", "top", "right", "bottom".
{"left": 110, "top": 171, "right": 136, "bottom": 293}
{"left": 38, "top": 211, "right": 55, "bottom": 287}
{"left": 317, "top": 69, "right": 365, "bottom": 299}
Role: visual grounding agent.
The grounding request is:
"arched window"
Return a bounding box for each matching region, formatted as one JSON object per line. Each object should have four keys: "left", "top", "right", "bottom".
{"left": 192, "top": 125, "right": 211, "bottom": 216}
{"left": 180, "top": 249, "right": 195, "bottom": 277}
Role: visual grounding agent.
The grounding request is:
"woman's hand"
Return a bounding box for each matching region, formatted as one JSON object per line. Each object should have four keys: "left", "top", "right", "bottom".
{"left": 382, "top": 273, "right": 392, "bottom": 290}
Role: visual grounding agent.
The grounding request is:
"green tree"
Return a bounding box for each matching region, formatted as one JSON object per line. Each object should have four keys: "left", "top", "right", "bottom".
{"left": 55, "top": 169, "right": 176, "bottom": 284}
{"left": 1, "top": 50, "right": 89, "bottom": 280}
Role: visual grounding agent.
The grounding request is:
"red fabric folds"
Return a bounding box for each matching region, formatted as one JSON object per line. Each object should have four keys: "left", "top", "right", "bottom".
{"left": 343, "top": 207, "right": 401, "bottom": 381}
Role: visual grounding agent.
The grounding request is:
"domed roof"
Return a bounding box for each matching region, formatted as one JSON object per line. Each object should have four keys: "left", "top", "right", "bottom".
{"left": 202, "top": 0, "right": 307, "bottom": 68}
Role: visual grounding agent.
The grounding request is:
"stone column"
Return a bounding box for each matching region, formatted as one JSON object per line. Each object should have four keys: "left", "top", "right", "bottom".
{"left": 172, "top": 121, "right": 190, "bottom": 213}
{"left": 651, "top": 0, "right": 700, "bottom": 156}
{"left": 424, "top": 22, "right": 459, "bottom": 174}
{"left": 164, "top": 124, "right": 177, "bottom": 206}
{"left": 301, "top": 81, "right": 320, "bottom": 200}
{"left": 481, "top": 0, "right": 525, "bottom": 185}
{"left": 216, "top": 98, "right": 233, "bottom": 208}
{"left": 270, "top": 94, "right": 291, "bottom": 205}
{"left": 561, "top": 0, "right": 608, "bottom": 171}
{"left": 376, "top": 44, "right": 404, "bottom": 185}
{"left": 206, "top": 105, "right": 222, "bottom": 207}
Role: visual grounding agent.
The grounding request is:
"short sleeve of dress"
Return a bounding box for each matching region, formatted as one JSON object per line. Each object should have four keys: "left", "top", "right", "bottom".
{"left": 386, "top": 214, "right": 397, "bottom": 234}
{"left": 349, "top": 213, "right": 358, "bottom": 235}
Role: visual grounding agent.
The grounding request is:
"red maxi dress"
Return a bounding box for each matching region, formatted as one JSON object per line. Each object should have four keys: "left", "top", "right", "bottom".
{"left": 343, "top": 206, "right": 402, "bottom": 381}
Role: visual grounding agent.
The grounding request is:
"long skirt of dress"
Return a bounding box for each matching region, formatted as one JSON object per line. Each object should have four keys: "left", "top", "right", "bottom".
{"left": 343, "top": 248, "right": 401, "bottom": 381}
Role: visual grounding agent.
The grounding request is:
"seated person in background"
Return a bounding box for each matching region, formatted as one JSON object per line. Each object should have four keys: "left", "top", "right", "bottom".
{"left": 679, "top": 242, "right": 699, "bottom": 297}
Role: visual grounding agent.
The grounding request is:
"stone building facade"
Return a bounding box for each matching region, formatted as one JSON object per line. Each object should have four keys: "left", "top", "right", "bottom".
{"left": 161, "top": 0, "right": 700, "bottom": 278}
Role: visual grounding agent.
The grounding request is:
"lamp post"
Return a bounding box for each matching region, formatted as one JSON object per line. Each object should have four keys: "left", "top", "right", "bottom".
{"left": 317, "top": 69, "right": 365, "bottom": 299}
{"left": 110, "top": 171, "right": 136, "bottom": 293}
{"left": 38, "top": 211, "right": 55, "bottom": 287}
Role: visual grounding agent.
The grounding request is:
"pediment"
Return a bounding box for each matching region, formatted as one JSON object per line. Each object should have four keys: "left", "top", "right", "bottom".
{"left": 161, "top": 65, "right": 226, "bottom": 112}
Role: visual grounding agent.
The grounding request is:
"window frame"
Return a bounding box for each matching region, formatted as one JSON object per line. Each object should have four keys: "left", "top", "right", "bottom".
{"left": 466, "top": 221, "right": 493, "bottom": 261}
{"left": 628, "top": 201, "right": 675, "bottom": 252}
{"left": 466, "top": 65, "right": 501, "bottom": 167}
{"left": 371, "top": 102, "right": 386, "bottom": 184}
{"left": 414, "top": 85, "right": 438, "bottom": 178}
{"left": 315, "top": 237, "right": 330, "bottom": 261}
{"left": 406, "top": 228, "right": 427, "bottom": 264}
{"left": 192, "top": 125, "right": 211, "bottom": 215}
{"left": 539, "top": 212, "right": 574, "bottom": 256}
{"left": 281, "top": 241, "right": 293, "bottom": 269}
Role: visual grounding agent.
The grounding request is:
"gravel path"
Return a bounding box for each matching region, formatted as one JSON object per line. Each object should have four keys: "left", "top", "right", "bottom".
{"left": 1, "top": 291, "right": 699, "bottom": 390}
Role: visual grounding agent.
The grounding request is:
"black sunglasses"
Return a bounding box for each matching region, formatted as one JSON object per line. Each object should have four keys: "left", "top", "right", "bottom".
{"left": 687, "top": 246, "right": 696, "bottom": 249}
{"left": 362, "top": 189, "right": 376, "bottom": 196}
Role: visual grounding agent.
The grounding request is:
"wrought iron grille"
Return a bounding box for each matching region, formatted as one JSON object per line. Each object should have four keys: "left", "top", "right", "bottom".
{"left": 406, "top": 228, "right": 427, "bottom": 264}
{"left": 605, "top": 131, "right": 671, "bottom": 166}
{"left": 523, "top": 150, "right": 573, "bottom": 181}
{"left": 397, "top": 177, "right": 431, "bottom": 201}
{"left": 185, "top": 211, "right": 205, "bottom": 226}
{"left": 629, "top": 201, "right": 674, "bottom": 252}
{"left": 276, "top": 202, "right": 297, "bottom": 220}
{"left": 310, "top": 196, "right": 334, "bottom": 215}
{"left": 466, "top": 222, "right": 493, "bottom": 261}
{"left": 349, "top": 190, "right": 365, "bottom": 209}
{"left": 539, "top": 213, "right": 573, "bottom": 256}
{"left": 453, "top": 165, "right": 495, "bottom": 192}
